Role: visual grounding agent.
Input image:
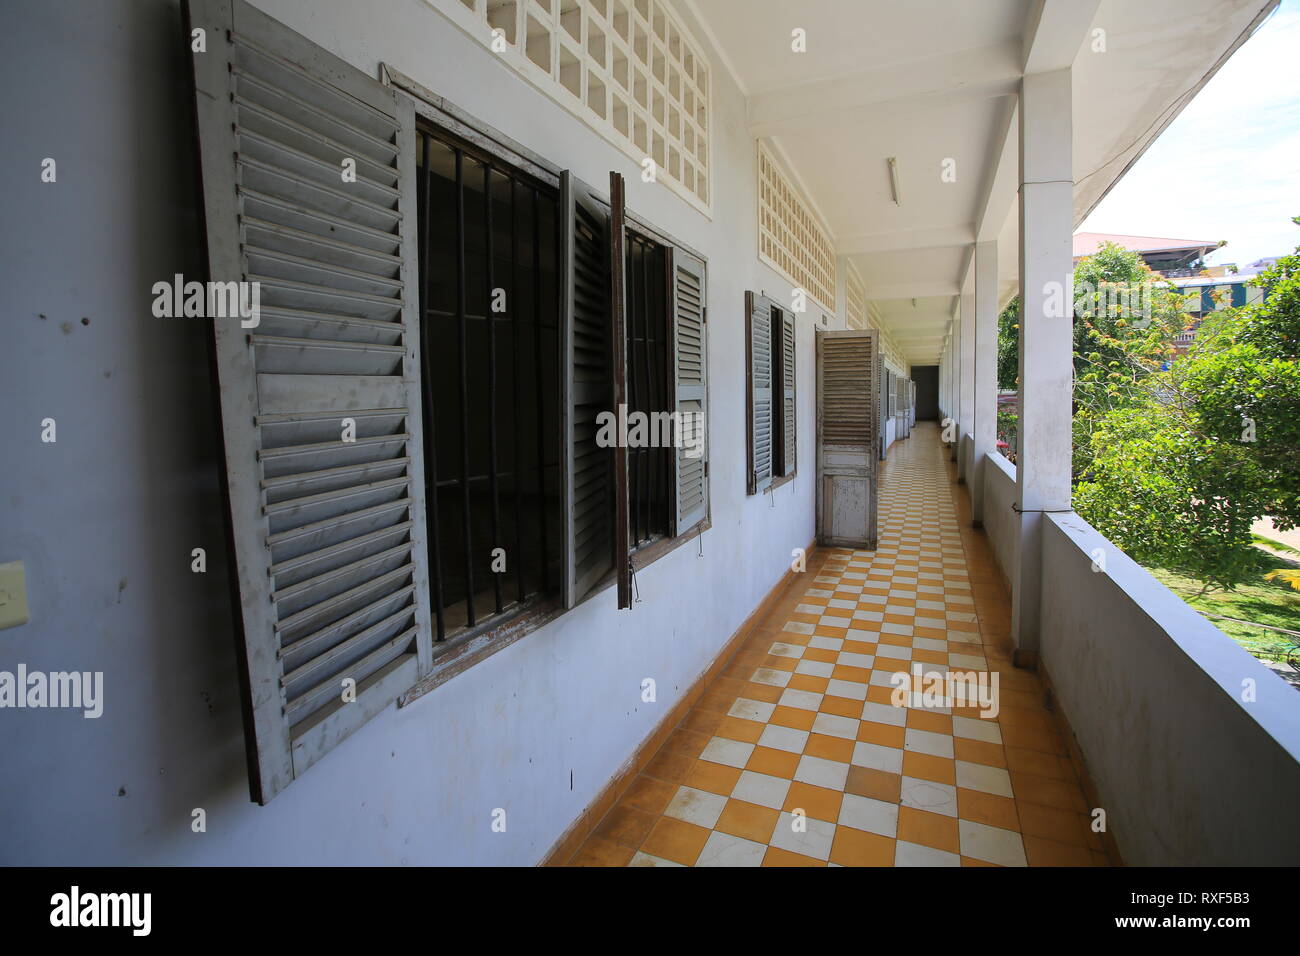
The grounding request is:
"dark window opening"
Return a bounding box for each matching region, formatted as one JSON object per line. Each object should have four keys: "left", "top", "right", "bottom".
{"left": 415, "top": 125, "right": 562, "bottom": 640}
{"left": 624, "top": 230, "right": 673, "bottom": 548}
{"left": 771, "top": 303, "right": 792, "bottom": 478}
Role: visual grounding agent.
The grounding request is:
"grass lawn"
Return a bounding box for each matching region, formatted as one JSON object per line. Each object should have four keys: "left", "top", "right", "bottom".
{"left": 1148, "top": 542, "right": 1300, "bottom": 663}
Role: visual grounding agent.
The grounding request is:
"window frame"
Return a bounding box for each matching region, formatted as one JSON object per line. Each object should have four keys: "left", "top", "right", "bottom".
{"left": 412, "top": 119, "right": 566, "bottom": 643}
{"left": 615, "top": 220, "right": 712, "bottom": 572}
{"left": 389, "top": 74, "right": 709, "bottom": 704}
{"left": 746, "top": 292, "right": 797, "bottom": 495}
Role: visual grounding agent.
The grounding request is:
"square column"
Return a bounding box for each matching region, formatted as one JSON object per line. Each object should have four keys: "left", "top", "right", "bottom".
{"left": 971, "top": 240, "right": 999, "bottom": 524}
{"left": 941, "top": 340, "right": 951, "bottom": 421}
{"left": 950, "top": 318, "right": 960, "bottom": 461}
{"left": 1012, "top": 67, "right": 1074, "bottom": 662}
{"left": 957, "top": 283, "right": 975, "bottom": 478}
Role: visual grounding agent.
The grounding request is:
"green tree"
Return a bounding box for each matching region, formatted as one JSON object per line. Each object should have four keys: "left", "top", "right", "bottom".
{"left": 997, "top": 297, "right": 1019, "bottom": 391}
{"left": 1070, "top": 242, "right": 1190, "bottom": 476}
{"left": 1074, "top": 222, "right": 1300, "bottom": 589}
{"left": 995, "top": 241, "right": 1192, "bottom": 473}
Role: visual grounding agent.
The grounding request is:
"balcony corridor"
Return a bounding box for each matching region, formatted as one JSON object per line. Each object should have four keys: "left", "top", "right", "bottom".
{"left": 564, "top": 423, "right": 1114, "bottom": 866}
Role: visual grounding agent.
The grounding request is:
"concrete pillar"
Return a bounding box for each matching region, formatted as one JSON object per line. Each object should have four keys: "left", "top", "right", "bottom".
{"left": 948, "top": 321, "right": 959, "bottom": 460}
{"left": 971, "top": 240, "right": 999, "bottom": 524}
{"left": 941, "top": 334, "right": 952, "bottom": 438}
{"left": 957, "top": 282, "right": 975, "bottom": 477}
{"left": 941, "top": 340, "right": 951, "bottom": 421}
{"left": 1012, "top": 67, "right": 1074, "bottom": 662}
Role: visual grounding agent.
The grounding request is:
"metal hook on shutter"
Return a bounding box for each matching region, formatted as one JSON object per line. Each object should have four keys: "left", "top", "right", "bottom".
{"left": 630, "top": 560, "right": 642, "bottom": 604}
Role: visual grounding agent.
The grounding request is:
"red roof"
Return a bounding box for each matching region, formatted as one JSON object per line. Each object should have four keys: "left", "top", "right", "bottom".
{"left": 1072, "top": 232, "right": 1218, "bottom": 258}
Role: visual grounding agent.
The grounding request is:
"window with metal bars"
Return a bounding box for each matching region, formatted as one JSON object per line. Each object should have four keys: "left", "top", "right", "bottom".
{"left": 415, "top": 123, "right": 563, "bottom": 641}
{"left": 624, "top": 230, "right": 673, "bottom": 548}
{"left": 746, "top": 291, "right": 796, "bottom": 494}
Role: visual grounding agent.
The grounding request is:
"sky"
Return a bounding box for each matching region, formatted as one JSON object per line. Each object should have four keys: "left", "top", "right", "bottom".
{"left": 1080, "top": 0, "right": 1300, "bottom": 268}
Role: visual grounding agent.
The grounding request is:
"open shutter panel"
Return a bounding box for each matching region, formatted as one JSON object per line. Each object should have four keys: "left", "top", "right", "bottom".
{"left": 609, "top": 172, "right": 632, "bottom": 609}
{"left": 816, "top": 329, "right": 879, "bottom": 549}
{"left": 748, "top": 293, "right": 774, "bottom": 493}
{"left": 561, "top": 172, "right": 614, "bottom": 608}
{"left": 189, "top": 0, "right": 432, "bottom": 803}
{"left": 671, "top": 249, "right": 708, "bottom": 533}
{"left": 877, "top": 346, "right": 887, "bottom": 460}
{"left": 821, "top": 333, "right": 877, "bottom": 445}
{"left": 781, "top": 310, "right": 796, "bottom": 476}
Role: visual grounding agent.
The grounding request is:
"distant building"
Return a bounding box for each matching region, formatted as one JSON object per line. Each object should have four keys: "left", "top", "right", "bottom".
{"left": 1165, "top": 256, "right": 1278, "bottom": 351}
{"left": 1072, "top": 232, "right": 1219, "bottom": 275}
{"left": 1073, "top": 232, "right": 1278, "bottom": 354}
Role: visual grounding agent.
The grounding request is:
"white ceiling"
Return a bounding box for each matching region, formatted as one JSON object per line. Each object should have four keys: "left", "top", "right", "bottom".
{"left": 687, "top": 0, "right": 1276, "bottom": 364}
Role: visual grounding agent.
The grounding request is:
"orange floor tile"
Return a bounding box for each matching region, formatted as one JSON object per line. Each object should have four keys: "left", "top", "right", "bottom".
{"left": 566, "top": 422, "right": 1112, "bottom": 867}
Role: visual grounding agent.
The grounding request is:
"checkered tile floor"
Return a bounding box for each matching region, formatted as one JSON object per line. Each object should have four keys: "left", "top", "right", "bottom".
{"left": 566, "top": 423, "right": 1111, "bottom": 866}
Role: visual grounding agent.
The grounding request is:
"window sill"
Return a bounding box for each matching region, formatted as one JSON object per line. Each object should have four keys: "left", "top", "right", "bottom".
{"left": 751, "top": 472, "right": 797, "bottom": 496}
{"left": 631, "top": 517, "right": 710, "bottom": 573}
{"left": 400, "top": 518, "right": 711, "bottom": 707}
{"left": 400, "top": 597, "right": 564, "bottom": 707}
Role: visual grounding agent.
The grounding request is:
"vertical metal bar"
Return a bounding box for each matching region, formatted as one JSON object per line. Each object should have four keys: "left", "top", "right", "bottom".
{"left": 637, "top": 239, "right": 650, "bottom": 538}
{"left": 418, "top": 132, "right": 446, "bottom": 642}
{"left": 771, "top": 306, "right": 783, "bottom": 477}
{"left": 664, "top": 246, "right": 679, "bottom": 532}
{"left": 624, "top": 238, "right": 634, "bottom": 541}
{"left": 485, "top": 163, "right": 504, "bottom": 615}
{"left": 533, "top": 189, "right": 550, "bottom": 592}
{"left": 641, "top": 240, "right": 656, "bottom": 536}
{"left": 511, "top": 178, "right": 526, "bottom": 604}
{"left": 610, "top": 172, "right": 631, "bottom": 608}
{"left": 455, "top": 148, "right": 476, "bottom": 628}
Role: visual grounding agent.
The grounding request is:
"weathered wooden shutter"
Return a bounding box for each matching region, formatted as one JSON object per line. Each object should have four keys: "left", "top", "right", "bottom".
{"left": 896, "top": 376, "right": 907, "bottom": 437}
{"left": 817, "top": 330, "right": 879, "bottom": 549}
{"left": 780, "top": 310, "right": 797, "bottom": 477}
{"left": 746, "top": 292, "right": 774, "bottom": 494}
{"left": 671, "top": 249, "right": 708, "bottom": 532}
{"left": 876, "top": 348, "right": 887, "bottom": 460}
{"left": 560, "top": 172, "right": 614, "bottom": 608}
{"left": 609, "top": 172, "right": 632, "bottom": 609}
{"left": 188, "top": 0, "right": 433, "bottom": 802}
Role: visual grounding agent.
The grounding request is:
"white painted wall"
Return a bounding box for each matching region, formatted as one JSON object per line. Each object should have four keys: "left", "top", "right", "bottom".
{"left": 1041, "top": 513, "right": 1300, "bottom": 865}
{"left": 0, "top": 0, "right": 831, "bottom": 864}
{"left": 958, "top": 432, "right": 974, "bottom": 485}
{"left": 981, "top": 453, "right": 1018, "bottom": 588}
{"left": 980, "top": 450, "right": 1300, "bottom": 863}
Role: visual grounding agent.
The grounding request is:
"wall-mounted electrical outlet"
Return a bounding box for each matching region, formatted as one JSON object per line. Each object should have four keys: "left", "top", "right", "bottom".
{"left": 0, "top": 561, "right": 30, "bottom": 630}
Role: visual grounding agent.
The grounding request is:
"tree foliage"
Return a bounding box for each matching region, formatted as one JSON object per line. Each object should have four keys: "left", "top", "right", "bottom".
{"left": 1073, "top": 221, "right": 1300, "bottom": 589}
{"left": 997, "top": 297, "right": 1019, "bottom": 391}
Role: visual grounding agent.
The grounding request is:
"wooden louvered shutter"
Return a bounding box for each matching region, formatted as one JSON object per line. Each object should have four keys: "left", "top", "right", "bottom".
{"left": 746, "top": 292, "right": 774, "bottom": 494}
{"left": 896, "top": 376, "right": 906, "bottom": 436}
{"left": 816, "top": 330, "right": 879, "bottom": 549}
{"left": 780, "top": 310, "right": 797, "bottom": 477}
{"left": 189, "top": 0, "right": 433, "bottom": 803}
{"left": 876, "top": 347, "right": 887, "bottom": 460}
{"left": 609, "top": 172, "right": 632, "bottom": 609}
{"left": 560, "top": 171, "right": 614, "bottom": 608}
{"left": 671, "top": 249, "right": 708, "bottom": 533}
